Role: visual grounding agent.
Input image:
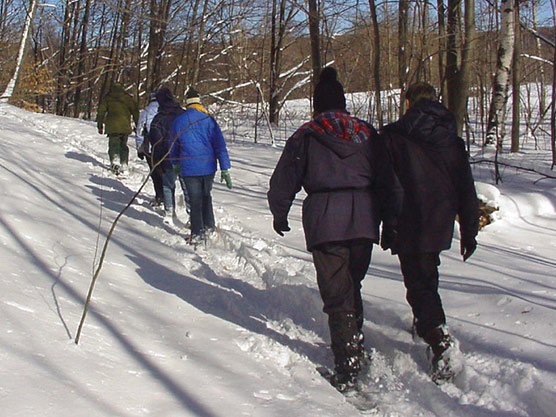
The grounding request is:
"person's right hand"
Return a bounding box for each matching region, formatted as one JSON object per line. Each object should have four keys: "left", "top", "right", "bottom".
{"left": 380, "top": 226, "right": 397, "bottom": 251}
{"left": 460, "top": 236, "right": 477, "bottom": 261}
{"left": 273, "top": 218, "right": 290, "bottom": 237}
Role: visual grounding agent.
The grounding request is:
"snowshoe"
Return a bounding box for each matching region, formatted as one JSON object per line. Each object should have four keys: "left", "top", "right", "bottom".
{"left": 110, "top": 163, "right": 120, "bottom": 175}
{"left": 425, "top": 326, "right": 464, "bottom": 384}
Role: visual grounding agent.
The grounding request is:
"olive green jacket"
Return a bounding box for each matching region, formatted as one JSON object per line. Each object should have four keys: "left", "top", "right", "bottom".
{"left": 96, "top": 83, "right": 139, "bottom": 135}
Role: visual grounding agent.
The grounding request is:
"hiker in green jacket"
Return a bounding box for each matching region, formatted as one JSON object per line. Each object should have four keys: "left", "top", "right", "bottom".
{"left": 96, "top": 82, "right": 139, "bottom": 174}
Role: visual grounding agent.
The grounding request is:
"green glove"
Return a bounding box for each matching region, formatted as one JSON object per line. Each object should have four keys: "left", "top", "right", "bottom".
{"left": 220, "top": 170, "right": 232, "bottom": 189}
{"left": 173, "top": 164, "right": 181, "bottom": 176}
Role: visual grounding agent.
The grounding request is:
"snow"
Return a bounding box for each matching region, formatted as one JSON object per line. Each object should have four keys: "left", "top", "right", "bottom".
{"left": 1, "top": 101, "right": 555, "bottom": 417}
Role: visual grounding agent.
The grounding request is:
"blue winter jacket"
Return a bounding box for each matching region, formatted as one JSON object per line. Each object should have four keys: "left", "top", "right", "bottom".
{"left": 169, "top": 108, "right": 231, "bottom": 176}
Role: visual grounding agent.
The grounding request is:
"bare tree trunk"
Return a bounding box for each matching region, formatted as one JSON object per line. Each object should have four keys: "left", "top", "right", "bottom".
{"left": 532, "top": 1, "right": 546, "bottom": 116}
{"left": 510, "top": 0, "right": 520, "bottom": 153}
{"left": 190, "top": 0, "right": 209, "bottom": 85}
{"left": 55, "top": 0, "right": 73, "bottom": 114}
{"left": 551, "top": 0, "right": 556, "bottom": 169}
{"left": 269, "top": 0, "right": 296, "bottom": 124}
{"left": 147, "top": 0, "right": 172, "bottom": 93}
{"left": 437, "top": 0, "right": 447, "bottom": 101}
{"left": 369, "top": 0, "right": 383, "bottom": 127}
{"left": 398, "top": 0, "right": 409, "bottom": 115}
{"left": 1, "top": 0, "right": 38, "bottom": 102}
{"left": 72, "top": 0, "right": 92, "bottom": 118}
{"left": 308, "top": 0, "right": 321, "bottom": 91}
{"left": 486, "top": 0, "right": 515, "bottom": 146}
{"left": 446, "top": 0, "right": 476, "bottom": 136}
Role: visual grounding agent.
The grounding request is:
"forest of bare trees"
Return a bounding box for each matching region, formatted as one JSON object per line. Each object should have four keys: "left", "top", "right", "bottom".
{"left": 0, "top": 0, "right": 554, "bottom": 157}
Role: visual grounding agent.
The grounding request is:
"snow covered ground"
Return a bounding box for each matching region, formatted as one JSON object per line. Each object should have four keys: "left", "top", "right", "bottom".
{"left": 0, "top": 101, "right": 555, "bottom": 417}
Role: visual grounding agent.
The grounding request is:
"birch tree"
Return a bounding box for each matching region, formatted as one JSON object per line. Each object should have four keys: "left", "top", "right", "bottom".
{"left": 485, "top": 0, "right": 516, "bottom": 146}
{"left": 0, "top": 0, "right": 38, "bottom": 102}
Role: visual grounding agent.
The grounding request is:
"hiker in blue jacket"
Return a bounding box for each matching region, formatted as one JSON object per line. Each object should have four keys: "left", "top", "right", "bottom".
{"left": 170, "top": 87, "right": 232, "bottom": 241}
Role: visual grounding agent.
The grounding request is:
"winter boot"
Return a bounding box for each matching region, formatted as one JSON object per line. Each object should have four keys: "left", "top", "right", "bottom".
{"left": 328, "top": 312, "right": 363, "bottom": 392}
{"left": 355, "top": 313, "right": 368, "bottom": 365}
{"left": 163, "top": 209, "right": 175, "bottom": 226}
{"left": 120, "top": 163, "right": 129, "bottom": 175}
{"left": 423, "top": 325, "right": 464, "bottom": 384}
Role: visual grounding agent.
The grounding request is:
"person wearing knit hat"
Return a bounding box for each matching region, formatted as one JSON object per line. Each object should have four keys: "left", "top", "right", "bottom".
{"left": 312, "top": 66, "right": 347, "bottom": 115}
{"left": 149, "top": 87, "right": 187, "bottom": 225}
{"left": 170, "top": 86, "right": 232, "bottom": 243}
{"left": 268, "top": 66, "right": 402, "bottom": 393}
{"left": 184, "top": 86, "right": 209, "bottom": 115}
{"left": 185, "top": 87, "right": 201, "bottom": 105}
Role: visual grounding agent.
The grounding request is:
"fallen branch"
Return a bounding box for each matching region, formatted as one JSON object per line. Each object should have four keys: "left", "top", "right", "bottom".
{"left": 471, "top": 158, "right": 556, "bottom": 182}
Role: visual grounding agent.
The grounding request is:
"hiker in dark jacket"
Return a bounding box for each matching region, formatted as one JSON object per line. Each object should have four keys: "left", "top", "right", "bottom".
{"left": 380, "top": 82, "right": 479, "bottom": 384}
{"left": 267, "top": 67, "right": 402, "bottom": 392}
{"left": 149, "top": 87, "right": 185, "bottom": 224}
{"left": 96, "top": 82, "right": 139, "bottom": 174}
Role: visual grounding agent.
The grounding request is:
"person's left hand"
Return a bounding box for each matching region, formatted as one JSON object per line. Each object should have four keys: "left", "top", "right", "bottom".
{"left": 460, "top": 236, "right": 477, "bottom": 261}
{"left": 98, "top": 127, "right": 103, "bottom": 134}
{"left": 220, "top": 170, "right": 232, "bottom": 189}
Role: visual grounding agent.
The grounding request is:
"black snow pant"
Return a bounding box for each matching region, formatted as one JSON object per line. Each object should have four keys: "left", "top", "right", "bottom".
{"left": 146, "top": 153, "right": 164, "bottom": 202}
{"left": 312, "top": 238, "right": 373, "bottom": 318}
{"left": 312, "top": 239, "right": 372, "bottom": 374}
{"left": 398, "top": 252, "right": 446, "bottom": 338}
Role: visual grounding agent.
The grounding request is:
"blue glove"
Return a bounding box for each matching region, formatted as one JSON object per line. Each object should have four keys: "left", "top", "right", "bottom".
{"left": 220, "top": 170, "right": 232, "bottom": 189}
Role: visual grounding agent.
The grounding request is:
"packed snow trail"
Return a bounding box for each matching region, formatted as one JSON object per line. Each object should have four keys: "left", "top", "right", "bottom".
{"left": 1, "top": 102, "right": 555, "bottom": 416}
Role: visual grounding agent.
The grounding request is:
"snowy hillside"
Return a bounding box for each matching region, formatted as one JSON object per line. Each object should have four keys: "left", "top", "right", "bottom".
{"left": 0, "top": 102, "right": 555, "bottom": 417}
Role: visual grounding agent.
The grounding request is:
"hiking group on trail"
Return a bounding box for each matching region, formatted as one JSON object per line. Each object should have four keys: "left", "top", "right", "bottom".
{"left": 97, "top": 69, "right": 479, "bottom": 393}
{"left": 98, "top": 83, "right": 233, "bottom": 244}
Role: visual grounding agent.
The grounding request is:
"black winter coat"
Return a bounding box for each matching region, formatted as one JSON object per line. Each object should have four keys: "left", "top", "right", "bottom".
{"left": 267, "top": 113, "right": 402, "bottom": 251}
{"left": 381, "top": 99, "right": 479, "bottom": 254}
{"left": 149, "top": 104, "right": 185, "bottom": 170}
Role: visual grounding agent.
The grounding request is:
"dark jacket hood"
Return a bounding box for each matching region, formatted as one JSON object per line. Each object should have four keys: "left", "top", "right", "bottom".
{"left": 109, "top": 83, "right": 126, "bottom": 96}
{"left": 307, "top": 112, "right": 374, "bottom": 159}
{"left": 156, "top": 87, "right": 180, "bottom": 110}
{"left": 384, "top": 99, "right": 457, "bottom": 147}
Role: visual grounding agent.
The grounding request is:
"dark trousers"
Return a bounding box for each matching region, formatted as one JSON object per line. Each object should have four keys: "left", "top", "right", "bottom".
{"left": 145, "top": 155, "right": 164, "bottom": 201}
{"left": 312, "top": 239, "right": 373, "bottom": 316}
{"left": 181, "top": 173, "right": 215, "bottom": 236}
{"left": 398, "top": 252, "right": 446, "bottom": 338}
{"left": 108, "top": 134, "right": 129, "bottom": 165}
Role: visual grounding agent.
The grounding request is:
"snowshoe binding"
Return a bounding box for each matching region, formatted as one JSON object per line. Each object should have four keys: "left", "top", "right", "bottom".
{"left": 425, "top": 325, "right": 464, "bottom": 384}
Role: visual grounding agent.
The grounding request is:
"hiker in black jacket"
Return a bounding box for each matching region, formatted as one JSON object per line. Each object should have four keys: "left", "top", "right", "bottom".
{"left": 267, "top": 67, "right": 402, "bottom": 392}
{"left": 149, "top": 87, "right": 185, "bottom": 225}
{"left": 380, "top": 82, "right": 479, "bottom": 383}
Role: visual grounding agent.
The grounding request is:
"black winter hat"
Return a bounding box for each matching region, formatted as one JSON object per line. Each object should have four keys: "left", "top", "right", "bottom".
{"left": 313, "top": 67, "right": 346, "bottom": 114}
{"left": 155, "top": 87, "right": 176, "bottom": 107}
{"left": 185, "top": 87, "right": 201, "bottom": 105}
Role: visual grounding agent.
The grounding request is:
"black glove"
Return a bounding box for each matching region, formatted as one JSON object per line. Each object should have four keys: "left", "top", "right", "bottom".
{"left": 137, "top": 151, "right": 145, "bottom": 160}
{"left": 460, "top": 236, "right": 477, "bottom": 261}
{"left": 273, "top": 218, "right": 290, "bottom": 236}
{"left": 380, "top": 226, "right": 397, "bottom": 251}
